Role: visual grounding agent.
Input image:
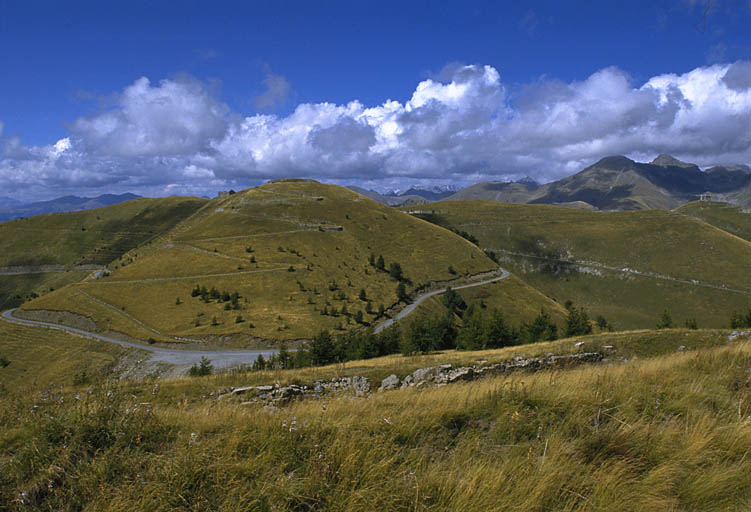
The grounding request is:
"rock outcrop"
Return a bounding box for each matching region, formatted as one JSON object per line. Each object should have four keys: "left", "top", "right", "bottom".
{"left": 215, "top": 375, "right": 371, "bottom": 406}
{"left": 378, "top": 352, "right": 603, "bottom": 391}
{"left": 217, "top": 352, "right": 604, "bottom": 407}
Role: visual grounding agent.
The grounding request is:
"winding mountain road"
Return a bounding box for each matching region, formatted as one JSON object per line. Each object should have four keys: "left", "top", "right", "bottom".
{"left": 374, "top": 266, "right": 510, "bottom": 333}
{"left": 1, "top": 266, "right": 510, "bottom": 368}
{"left": 1, "top": 309, "right": 277, "bottom": 369}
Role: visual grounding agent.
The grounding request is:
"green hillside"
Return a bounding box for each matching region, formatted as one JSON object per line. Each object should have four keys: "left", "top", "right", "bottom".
{"left": 400, "top": 275, "right": 569, "bottom": 334}
{"left": 406, "top": 201, "right": 751, "bottom": 329}
{"left": 677, "top": 201, "right": 751, "bottom": 243}
{"left": 0, "top": 196, "right": 208, "bottom": 308}
{"left": 21, "top": 181, "right": 526, "bottom": 344}
{"left": 0, "top": 196, "right": 208, "bottom": 267}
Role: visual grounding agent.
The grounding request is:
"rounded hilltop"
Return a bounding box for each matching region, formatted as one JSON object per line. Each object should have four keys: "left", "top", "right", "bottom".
{"left": 20, "top": 180, "right": 538, "bottom": 345}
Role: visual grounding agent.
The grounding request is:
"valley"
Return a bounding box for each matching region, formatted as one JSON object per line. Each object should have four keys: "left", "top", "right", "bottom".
{"left": 3, "top": 172, "right": 751, "bottom": 510}
{"left": 406, "top": 200, "right": 751, "bottom": 329}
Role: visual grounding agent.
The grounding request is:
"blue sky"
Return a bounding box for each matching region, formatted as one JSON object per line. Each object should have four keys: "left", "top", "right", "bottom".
{"left": 1, "top": 0, "right": 751, "bottom": 200}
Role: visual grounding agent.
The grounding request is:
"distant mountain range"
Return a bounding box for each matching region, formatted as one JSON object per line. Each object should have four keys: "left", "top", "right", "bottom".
{"left": 0, "top": 193, "right": 141, "bottom": 222}
{"left": 4, "top": 154, "right": 751, "bottom": 221}
{"left": 346, "top": 185, "right": 457, "bottom": 206}
{"left": 355, "top": 155, "right": 751, "bottom": 210}
{"left": 385, "top": 185, "right": 458, "bottom": 201}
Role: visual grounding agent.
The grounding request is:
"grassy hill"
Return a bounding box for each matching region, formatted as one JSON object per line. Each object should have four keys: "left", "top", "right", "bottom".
{"left": 0, "top": 196, "right": 208, "bottom": 308}
{"left": 677, "top": 201, "right": 751, "bottom": 243}
{"left": 398, "top": 275, "right": 569, "bottom": 334}
{"left": 406, "top": 201, "right": 751, "bottom": 329}
{"left": 21, "top": 181, "right": 524, "bottom": 344}
{"left": 0, "top": 196, "right": 208, "bottom": 268}
{"left": 2, "top": 325, "right": 751, "bottom": 510}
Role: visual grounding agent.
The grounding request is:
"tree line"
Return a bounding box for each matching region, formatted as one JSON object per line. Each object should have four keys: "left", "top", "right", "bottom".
{"left": 250, "top": 299, "right": 603, "bottom": 370}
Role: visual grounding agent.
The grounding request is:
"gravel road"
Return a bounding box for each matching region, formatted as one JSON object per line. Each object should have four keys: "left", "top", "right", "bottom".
{"left": 1, "top": 265, "right": 510, "bottom": 368}
{"left": 1, "top": 309, "right": 277, "bottom": 370}
{"left": 374, "top": 267, "right": 510, "bottom": 333}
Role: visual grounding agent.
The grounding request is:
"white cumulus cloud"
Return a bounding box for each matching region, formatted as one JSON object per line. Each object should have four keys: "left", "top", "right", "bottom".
{"left": 1, "top": 61, "right": 751, "bottom": 200}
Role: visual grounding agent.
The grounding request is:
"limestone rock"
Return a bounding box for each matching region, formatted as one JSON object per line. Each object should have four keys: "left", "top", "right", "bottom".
{"left": 379, "top": 374, "right": 401, "bottom": 391}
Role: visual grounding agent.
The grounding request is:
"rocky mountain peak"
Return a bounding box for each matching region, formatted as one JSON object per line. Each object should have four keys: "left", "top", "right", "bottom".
{"left": 650, "top": 154, "right": 697, "bottom": 168}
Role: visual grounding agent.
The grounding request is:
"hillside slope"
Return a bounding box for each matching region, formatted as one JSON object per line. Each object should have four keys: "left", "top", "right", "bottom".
{"left": 677, "top": 201, "right": 751, "bottom": 243}
{"left": 22, "top": 181, "right": 534, "bottom": 343}
{"left": 407, "top": 201, "right": 751, "bottom": 329}
{"left": 0, "top": 196, "right": 208, "bottom": 308}
{"left": 0, "top": 192, "right": 142, "bottom": 222}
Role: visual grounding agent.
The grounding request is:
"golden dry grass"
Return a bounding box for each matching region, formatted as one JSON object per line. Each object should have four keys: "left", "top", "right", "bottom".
{"left": 22, "top": 182, "right": 540, "bottom": 343}
{"left": 3, "top": 328, "right": 751, "bottom": 510}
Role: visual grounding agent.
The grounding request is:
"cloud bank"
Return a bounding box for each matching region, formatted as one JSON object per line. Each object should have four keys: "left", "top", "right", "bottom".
{"left": 2, "top": 62, "right": 751, "bottom": 199}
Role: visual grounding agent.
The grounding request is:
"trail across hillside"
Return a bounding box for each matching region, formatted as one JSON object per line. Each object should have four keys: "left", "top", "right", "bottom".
{"left": 1, "top": 266, "right": 510, "bottom": 368}
{"left": 0, "top": 264, "right": 105, "bottom": 276}
{"left": 0, "top": 309, "right": 277, "bottom": 369}
{"left": 490, "top": 249, "right": 751, "bottom": 296}
{"left": 374, "top": 267, "right": 510, "bottom": 333}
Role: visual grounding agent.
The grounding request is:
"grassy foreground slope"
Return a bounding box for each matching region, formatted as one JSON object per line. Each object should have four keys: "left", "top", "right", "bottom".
{"left": 408, "top": 201, "right": 751, "bottom": 329}
{"left": 0, "top": 196, "right": 208, "bottom": 308}
{"left": 23, "top": 181, "right": 509, "bottom": 343}
{"left": 677, "top": 200, "right": 751, "bottom": 243}
{"left": 0, "top": 321, "right": 131, "bottom": 393}
{"left": 2, "top": 328, "right": 751, "bottom": 510}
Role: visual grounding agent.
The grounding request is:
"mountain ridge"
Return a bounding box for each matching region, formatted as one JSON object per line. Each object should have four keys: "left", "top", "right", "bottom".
{"left": 0, "top": 193, "right": 142, "bottom": 222}
{"left": 443, "top": 154, "right": 751, "bottom": 210}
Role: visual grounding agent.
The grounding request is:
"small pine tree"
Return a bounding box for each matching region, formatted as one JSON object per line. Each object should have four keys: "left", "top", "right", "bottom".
{"left": 396, "top": 282, "right": 408, "bottom": 302}
{"left": 175, "top": 297, "right": 182, "bottom": 305}
{"left": 365, "top": 301, "right": 373, "bottom": 314}
{"left": 310, "top": 330, "right": 335, "bottom": 366}
{"left": 211, "top": 316, "right": 219, "bottom": 326}
{"left": 376, "top": 255, "right": 385, "bottom": 271}
{"left": 685, "top": 318, "right": 698, "bottom": 329}
{"left": 354, "top": 310, "right": 364, "bottom": 324}
{"left": 359, "top": 288, "right": 367, "bottom": 301}
{"left": 656, "top": 309, "right": 673, "bottom": 329}
{"left": 252, "top": 354, "right": 266, "bottom": 371}
{"left": 388, "top": 262, "right": 403, "bottom": 281}
{"left": 235, "top": 315, "right": 244, "bottom": 323}
{"left": 378, "top": 303, "right": 385, "bottom": 317}
{"left": 369, "top": 254, "right": 376, "bottom": 266}
{"left": 188, "top": 356, "right": 213, "bottom": 376}
{"left": 565, "top": 306, "right": 592, "bottom": 337}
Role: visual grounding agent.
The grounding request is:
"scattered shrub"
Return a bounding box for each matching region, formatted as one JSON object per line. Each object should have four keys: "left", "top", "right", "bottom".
{"left": 188, "top": 356, "right": 213, "bottom": 376}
